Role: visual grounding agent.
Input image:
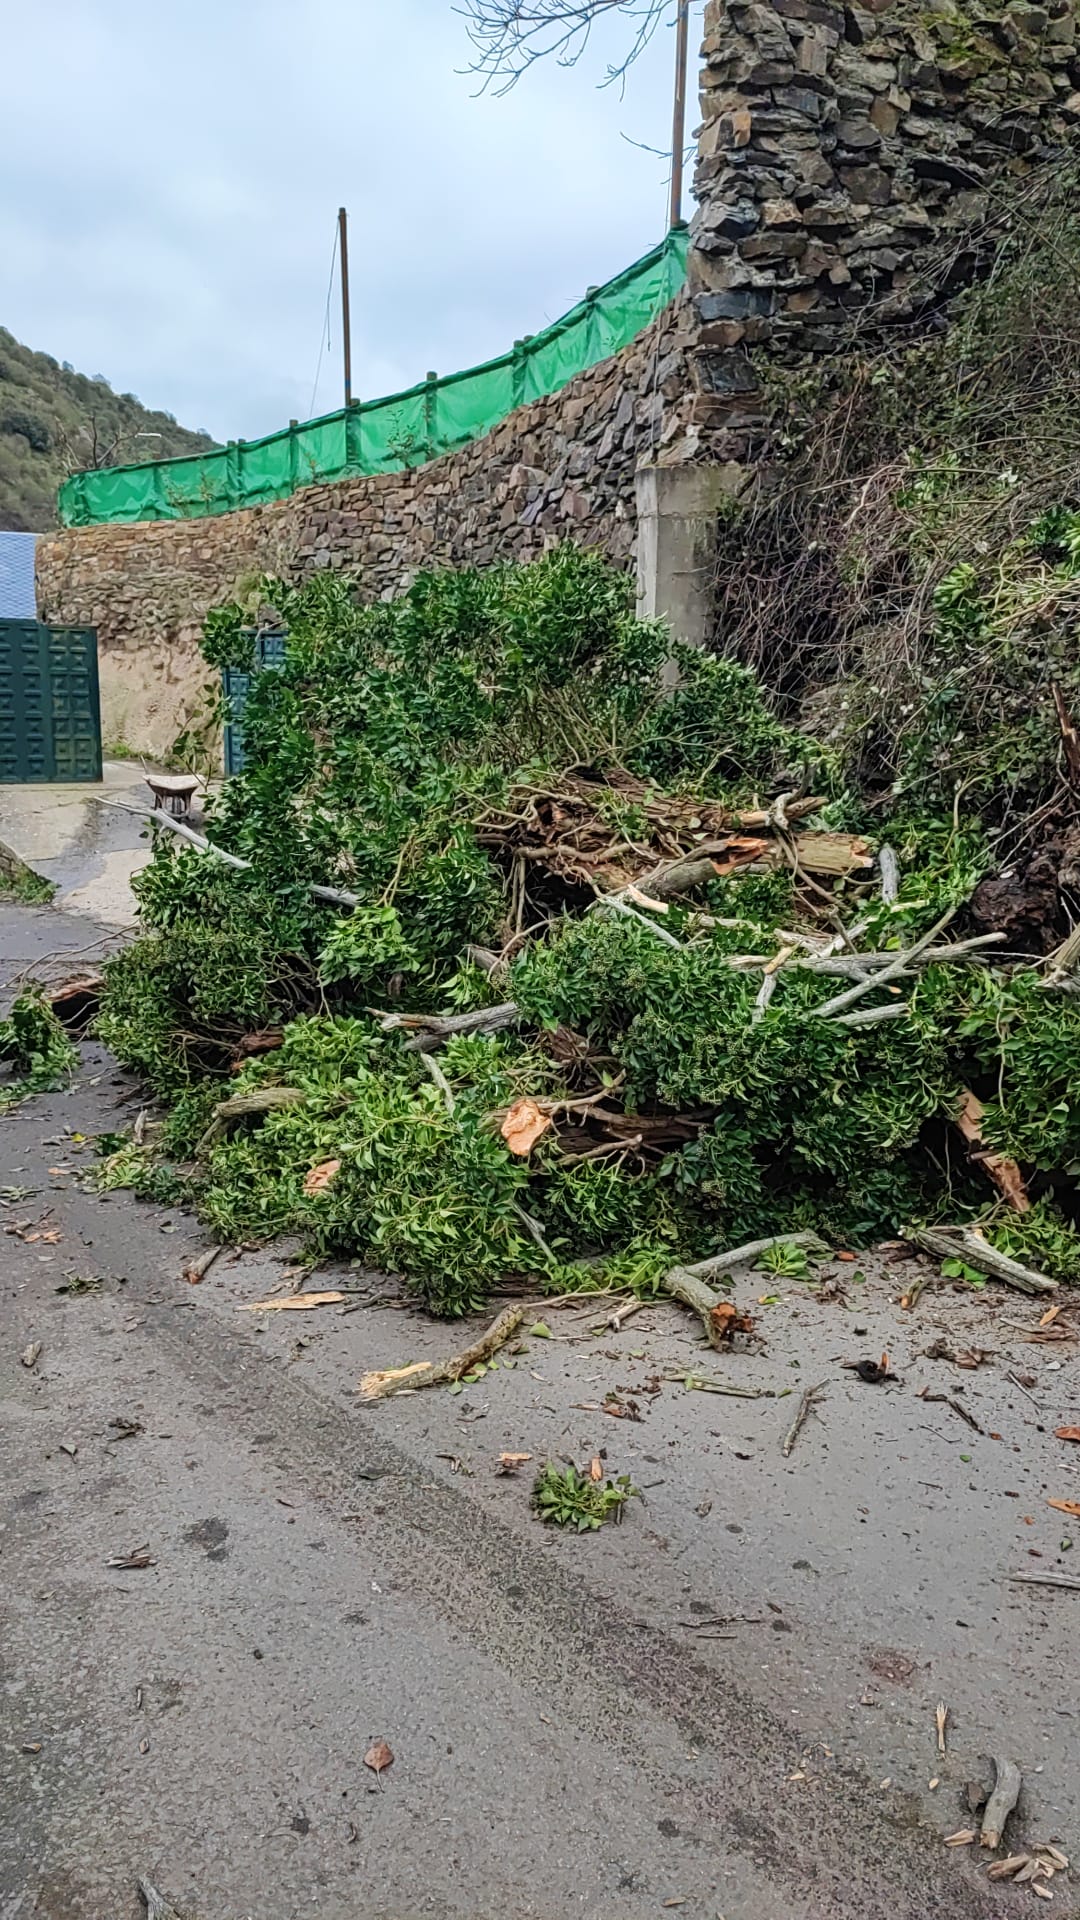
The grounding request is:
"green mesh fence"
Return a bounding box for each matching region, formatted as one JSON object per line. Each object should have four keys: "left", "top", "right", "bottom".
{"left": 59, "top": 229, "right": 688, "bottom": 529}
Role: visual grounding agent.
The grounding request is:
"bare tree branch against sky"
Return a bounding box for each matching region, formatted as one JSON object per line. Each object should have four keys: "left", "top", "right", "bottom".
{"left": 459, "top": 1, "right": 676, "bottom": 91}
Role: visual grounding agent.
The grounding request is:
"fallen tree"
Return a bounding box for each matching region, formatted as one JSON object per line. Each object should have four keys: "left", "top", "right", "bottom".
{"left": 92, "top": 548, "right": 1080, "bottom": 1312}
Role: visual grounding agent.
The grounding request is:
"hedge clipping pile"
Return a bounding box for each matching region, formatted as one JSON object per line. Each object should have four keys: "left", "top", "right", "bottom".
{"left": 97, "top": 548, "right": 1080, "bottom": 1313}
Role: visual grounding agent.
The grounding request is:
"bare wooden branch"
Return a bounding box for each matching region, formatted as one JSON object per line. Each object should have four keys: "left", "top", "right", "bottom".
{"left": 662, "top": 1264, "right": 735, "bottom": 1347}
{"left": 829, "top": 1002, "right": 909, "bottom": 1029}
{"left": 1044, "top": 923, "right": 1080, "bottom": 990}
{"left": 1009, "top": 1571, "right": 1080, "bottom": 1592}
{"left": 878, "top": 844, "right": 901, "bottom": 903}
{"left": 358, "top": 1304, "right": 525, "bottom": 1400}
{"left": 95, "top": 800, "right": 363, "bottom": 907}
{"left": 782, "top": 1381, "right": 826, "bottom": 1456}
{"left": 684, "top": 1231, "right": 826, "bottom": 1281}
{"left": 905, "top": 1225, "right": 1057, "bottom": 1296}
{"left": 813, "top": 907, "right": 955, "bottom": 1021}
{"left": 980, "top": 1756, "right": 1023, "bottom": 1850}
{"left": 375, "top": 1003, "right": 521, "bottom": 1049}
{"left": 595, "top": 893, "right": 683, "bottom": 949}
{"left": 196, "top": 1086, "right": 305, "bottom": 1155}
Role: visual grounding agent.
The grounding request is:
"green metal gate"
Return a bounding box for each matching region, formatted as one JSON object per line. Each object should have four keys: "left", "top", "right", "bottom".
{"left": 0, "top": 620, "right": 102, "bottom": 783}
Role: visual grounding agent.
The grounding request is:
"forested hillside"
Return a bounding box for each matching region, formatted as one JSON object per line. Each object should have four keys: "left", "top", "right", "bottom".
{"left": 0, "top": 327, "right": 217, "bottom": 531}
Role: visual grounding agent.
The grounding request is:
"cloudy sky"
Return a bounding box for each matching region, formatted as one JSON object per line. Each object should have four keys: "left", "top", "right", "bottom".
{"left": 3, "top": 1, "right": 697, "bottom": 444}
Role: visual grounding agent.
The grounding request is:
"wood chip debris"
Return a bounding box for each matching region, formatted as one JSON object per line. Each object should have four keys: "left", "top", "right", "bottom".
{"left": 107, "top": 1545, "right": 155, "bottom": 1570}
{"left": 500, "top": 1097, "right": 553, "bottom": 1156}
{"left": 303, "top": 1158, "right": 341, "bottom": 1195}
{"left": 935, "top": 1701, "right": 948, "bottom": 1756}
{"left": 20, "top": 1342, "right": 42, "bottom": 1369}
{"left": 495, "top": 1452, "right": 533, "bottom": 1475}
{"left": 238, "top": 1291, "right": 346, "bottom": 1312}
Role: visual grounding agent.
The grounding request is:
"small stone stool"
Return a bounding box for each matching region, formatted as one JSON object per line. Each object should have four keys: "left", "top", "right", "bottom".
{"left": 145, "top": 774, "right": 200, "bottom": 820}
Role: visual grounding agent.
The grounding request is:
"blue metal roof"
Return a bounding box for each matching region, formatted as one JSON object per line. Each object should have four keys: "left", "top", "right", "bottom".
{"left": 0, "top": 532, "right": 38, "bottom": 619}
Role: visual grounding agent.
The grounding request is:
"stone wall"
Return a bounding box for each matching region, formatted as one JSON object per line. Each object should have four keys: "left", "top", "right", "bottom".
{"left": 690, "top": 0, "right": 1080, "bottom": 460}
{"left": 36, "top": 296, "right": 693, "bottom": 759}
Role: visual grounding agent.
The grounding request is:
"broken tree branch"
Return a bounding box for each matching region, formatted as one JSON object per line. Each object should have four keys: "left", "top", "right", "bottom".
{"left": 662, "top": 1265, "right": 737, "bottom": 1347}
{"left": 878, "top": 844, "right": 900, "bottom": 903}
{"left": 1009, "top": 1571, "right": 1080, "bottom": 1592}
{"left": 196, "top": 1086, "right": 305, "bottom": 1155}
{"left": 375, "top": 1003, "right": 521, "bottom": 1049}
{"left": 684, "top": 1231, "right": 827, "bottom": 1281}
{"left": 955, "top": 1090, "right": 1030, "bottom": 1213}
{"left": 813, "top": 907, "right": 956, "bottom": 1022}
{"left": 1044, "top": 922, "right": 1080, "bottom": 991}
{"left": 358, "top": 1304, "right": 525, "bottom": 1400}
{"left": 980, "top": 1756, "right": 1023, "bottom": 1850}
{"left": 782, "top": 1381, "right": 826, "bottom": 1456}
{"left": 95, "top": 800, "right": 364, "bottom": 908}
{"left": 905, "top": 1225, "right": 1057, "bottom": 1296}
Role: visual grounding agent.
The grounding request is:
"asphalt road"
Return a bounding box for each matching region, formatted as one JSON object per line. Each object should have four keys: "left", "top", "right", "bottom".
{"left": 0, "top": 904, "right": 1070, "bottom": 1920}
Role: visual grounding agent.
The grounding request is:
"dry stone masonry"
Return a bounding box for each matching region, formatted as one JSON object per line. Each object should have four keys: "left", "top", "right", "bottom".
{"left": 37, "top": 299, "right": 694, "bottom": 756}
{"left": 690, "top": 0, "right": 1080, "bottom": 459}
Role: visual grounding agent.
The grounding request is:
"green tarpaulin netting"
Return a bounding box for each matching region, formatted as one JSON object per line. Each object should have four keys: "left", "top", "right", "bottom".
{"left": 59, "top": 229, "right": 689, "bottom": 529}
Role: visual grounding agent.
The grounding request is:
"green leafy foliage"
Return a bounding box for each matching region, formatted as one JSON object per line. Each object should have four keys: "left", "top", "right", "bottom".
{"left": 532, "top": 1462, "right": 637, "bottom": 1530}
{"left": 95, "top": 545, "right": 1080, "bottom": 1305}
{"left": 0, "top": 993, "right": 76, "bottom": 1109}
{"left": 0, "top": 324, "right": 215, "bottom": 533}
{"left": 756, "top": 1241, "right": 812, "bottom": 1280}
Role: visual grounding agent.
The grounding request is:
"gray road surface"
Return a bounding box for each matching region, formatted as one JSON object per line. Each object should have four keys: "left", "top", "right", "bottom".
{"left": 1, "top": 904, "right": 1074, "bottom": 1920}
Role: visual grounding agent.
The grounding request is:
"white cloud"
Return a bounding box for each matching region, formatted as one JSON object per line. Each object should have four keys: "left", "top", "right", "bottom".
{"left": 1, "top": 0, "right": 698, "bottom": 441}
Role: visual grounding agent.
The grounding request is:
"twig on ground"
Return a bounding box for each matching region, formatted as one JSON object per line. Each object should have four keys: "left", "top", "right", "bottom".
{"left": 1009, "top": 1571, "right": 1080, "bottom": 1592}
{"left": 359, "top": 1303, "right": 525, "bottom": 1400}
{"left": 182, "top": 1246, "right": 223, "bottom": 1286}
{"left": 667, "top": 1371, "right": 774, "bottom": 1399}
{"left": 607, "top": 1298, "right": 647, "bottom": 1331}
{"left": 683, "top": 1232, "right": 827, "bottom": 1281}
{"left": 782, "top": 1381, "right": 826, "bottom": 1456}
{"left": 905, "top": 1225, "right": 1057, "bottom": 1296}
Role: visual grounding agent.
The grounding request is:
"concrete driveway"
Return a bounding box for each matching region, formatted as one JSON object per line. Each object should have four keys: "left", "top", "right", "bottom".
{"left": 0, "top": 762, "right": 171, "bottom": 928}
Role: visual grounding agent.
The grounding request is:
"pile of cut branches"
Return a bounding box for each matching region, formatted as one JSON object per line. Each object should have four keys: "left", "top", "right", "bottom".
{"left": 95, "top": 549, "right": 1080, "bottom": 1312}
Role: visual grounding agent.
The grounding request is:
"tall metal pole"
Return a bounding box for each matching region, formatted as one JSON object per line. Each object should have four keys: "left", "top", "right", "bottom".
{"left": 338, "top": 206, "right": 353, "bottom": 408}
{"left": 668, "top": 0, "right": 691, "bottom": 229}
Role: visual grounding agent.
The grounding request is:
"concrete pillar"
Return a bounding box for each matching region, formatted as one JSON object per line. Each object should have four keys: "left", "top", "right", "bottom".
{"left": 635, "top": 462, "right": 743, "bottom": 654}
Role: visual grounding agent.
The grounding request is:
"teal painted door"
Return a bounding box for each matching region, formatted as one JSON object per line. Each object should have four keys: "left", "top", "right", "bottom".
{"left": 0, "top": 620, "right": 102, "bottom": 782}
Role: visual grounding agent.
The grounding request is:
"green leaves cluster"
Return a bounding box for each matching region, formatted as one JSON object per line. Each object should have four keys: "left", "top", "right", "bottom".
{"left": 532, "top": 1462, "right": 637, "bottom": 1531}
{"left": 0, "top": 993, "right": 76, "bottom": 1110}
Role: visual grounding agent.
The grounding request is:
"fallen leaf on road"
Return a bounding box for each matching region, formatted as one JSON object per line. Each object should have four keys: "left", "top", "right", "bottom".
{"left": 500, "top": 1097, "right": 552, "bottom": 1157}
{"left": 107, "top": 1546, "right": 155, "bottom": 1569}
{"left": 528, "top": 1321, "right": 552, "bottom": 1339}
{"left": 364, "top": 1739, "right": 394, "bottom": 1776}
{"left": 1048, "top": 1499, "right": 1080, "bottom": 1517}
{"left": 1055, "top": 1427, "right": 1080, "bottom": 1444}
{"left": 496, "top": 1452, "right": 533, "bottom": 1475}
{"left": 20, "top": 1342, "right": 42, "bottom": 1369}
{"left": 1040, "top": 1305, "right": 1063, "bottom": 1328}
{"left": 238, "top": 1292, "right": 346, "bottom": 1312}
{"left": 303, "top": 1159, "right": 341, "bottom": 1196}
